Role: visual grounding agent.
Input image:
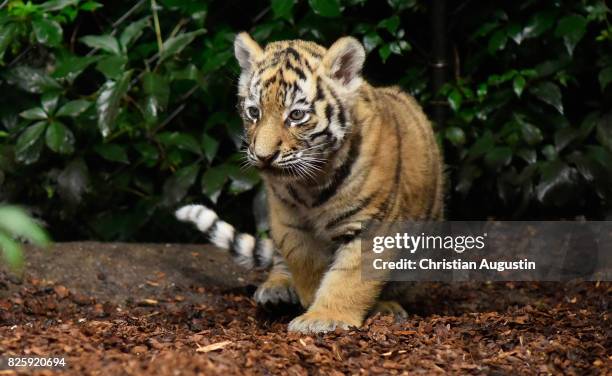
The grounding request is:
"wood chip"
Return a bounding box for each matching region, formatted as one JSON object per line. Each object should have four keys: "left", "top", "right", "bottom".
{"left": 196, "top": 341, "right": 232, "bottom": 353}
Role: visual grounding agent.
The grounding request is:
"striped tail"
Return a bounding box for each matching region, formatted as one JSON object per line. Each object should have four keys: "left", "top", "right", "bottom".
{"left": 175, "top": 204, "right": 275, "bottom": 269}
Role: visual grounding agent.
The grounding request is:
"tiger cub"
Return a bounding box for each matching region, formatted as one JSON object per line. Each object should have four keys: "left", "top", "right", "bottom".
{"left": 176, "top": 32, "right": 444, "bottom": 333}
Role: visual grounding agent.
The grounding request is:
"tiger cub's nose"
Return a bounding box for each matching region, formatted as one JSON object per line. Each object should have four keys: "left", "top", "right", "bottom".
{"left": 255, "top": 150, "right": 280, "bottom": 166}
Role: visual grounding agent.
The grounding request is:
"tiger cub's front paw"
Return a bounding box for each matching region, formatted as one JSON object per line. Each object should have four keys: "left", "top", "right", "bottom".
{"left": 254, "top": 277, "right": 299, "bottom": 308}
{"left": 288, "top": 309, "right": 362, "bottom": 333}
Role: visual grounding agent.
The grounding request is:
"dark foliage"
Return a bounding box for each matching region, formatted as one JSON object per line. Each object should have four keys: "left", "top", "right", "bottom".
{"left": 0, "top": 0, "right": 610, "bottom": 241}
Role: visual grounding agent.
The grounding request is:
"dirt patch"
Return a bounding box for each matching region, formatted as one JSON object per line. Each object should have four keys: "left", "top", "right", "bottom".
{"left": 0, "top": 243, "right": 609, "bottom": 375}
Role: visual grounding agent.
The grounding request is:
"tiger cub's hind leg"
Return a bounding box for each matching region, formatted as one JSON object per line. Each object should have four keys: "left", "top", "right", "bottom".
{"left": 254, "top": 253, "right": 299, "bottom": 308}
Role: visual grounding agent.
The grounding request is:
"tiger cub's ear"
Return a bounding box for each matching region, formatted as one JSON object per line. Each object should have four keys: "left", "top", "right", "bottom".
{"left": 322, "top": 37, "right": 365, "bottom": 90}
{"left": 234, "top": 32, "right": 263, "bottom": 72}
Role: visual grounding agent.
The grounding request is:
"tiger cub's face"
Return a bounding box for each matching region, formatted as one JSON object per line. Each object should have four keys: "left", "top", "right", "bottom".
{"left": 234, "top": 33, "right": 365, "bottom": 180}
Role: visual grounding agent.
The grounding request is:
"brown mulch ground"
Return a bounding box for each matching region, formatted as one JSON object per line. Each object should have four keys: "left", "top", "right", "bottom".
{"left": 0, "top": 243, "right": 610, "bottom": 375}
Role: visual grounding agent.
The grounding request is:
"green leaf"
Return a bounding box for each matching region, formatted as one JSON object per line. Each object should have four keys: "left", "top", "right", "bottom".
{"left": 448, "top": 89, "right": 462, "bottom": 112}
{"left": 96, "top": 55, "right": 128, "bottom": 79}
{"left": 41, "top": 92, "right": 59, "bottom": 115}
{"left": 517, "top": 148, "right": 536, "bottom": 164}
{"left": 52, "top": 54, "right": 100, "bottom": 82}
{"left": 15, "top": 121, "right": 46, "bottom": 164}
{"left": 228, "top": 166, "right": 260, "bottom": 194}
{"left": 506, "top": 23, "right": 523, "bottom": 44}
{"left": 554, "top": 127, "right": 577, "bottom": 152}
{"left": 554, "top": 14, "right": 587, "bottom": 56}
{"left": 0, "top": 232, "right": 24, "bottom": 271}
{"left": 467, "top": 131, "right": 494, "bottom": 159}
{"left": 162, "top": 164, "right": 199, "bottom": 206}
{"left": 46, "top": 121, "right": 74, "bottom": 154}
{"left": 32, "top": 18, "right": 63, "bottom": 46}
{"left": 536, "top": 161, "right": 577, "bottom": 206}
{"left": 40, "top": 0, "right": 79, "bottom": 11}
{"left": 134, "top": 142, "right": 159, "bottom": 166}
{"left": 472, "top": 21, "right": 499, "bottom": 38}
{"left": 476, "top": 83, "right": 488, "bottom": 98}
{"left": 271, "top": 0, "right": 295, "bottom": 20}
{"left": 598, "top": 67, "right": 612, "bottom": 91}
{"left": 445, "top": 126, "right": 466, "bottom": 146}
{"left": 119, "top": 17, "right": 150, "bottom": 50}
{"left": 96, "top": 70, "right": 132, "bottom": 137}
{"left": 488, "top": 30, "right": 507, "bottom": 53}
{"left": 378, "top": 44, "right": 391, "bottom": 62}
{"left": 158, "top": 132, "right": 201, "bottom": 155}
{"left": 0, "top": 23, "right": 17, "bottom": 63}
{"left": 484, "top": 147, "right": 513, "bottom": 170}
{"left": 80, "top": 34, "right": 121, "bottom": 55}
{"left": 363, "top": 32, "right": 383, "bottom": 53}
{"left": 308, "top": 0, "right": 341, "bottom": 17}
{"left": 529, "top": 82, "right": 563, "bottom": 114}
{"left": 19, "top": 107, "right": 47, "bottom": 120}
{"left": 159, "top": 29, "right": 206, "bottom": 62}
{"left": 94, "top": 143, "right": 129, "bottom": 163}
{"left": 0, "top": 206, "right": 50, "bottom": 246}
{"left": 56, "top": 100, "right": 91, "bottom": 117}
{"left": 378, "top": 16, "right": 400, "bottom": 34}
{"left": 169, "top": 64, "right": 201, "bottom": 82}
{"left": 142, "top": 72, "right": 170, "bottom": 122}
{"left": 202, "top": 133, "right": 219, "bottom": 162}
{"left": 2, "top": 66, "right": 62, "bottom": 94}
{"left": 512, "top": 75, "right": 526, "bottom": 97}
{"left": 519, "top": 120, "right": 543, "bottom": 146}
{"left": 201, "top": 166, "right": 227, "bottom": 203}
{"left": 80, "top": 1, "right": 103, "bottom": 11}
{"left": 522, "top": 11, "right": 555, "bottom": 39}
{"left": 386, "top": 0, "right": 416, "bottom": 11}
{"left": 577, "top": 112, "right": 599, "bottom": 141}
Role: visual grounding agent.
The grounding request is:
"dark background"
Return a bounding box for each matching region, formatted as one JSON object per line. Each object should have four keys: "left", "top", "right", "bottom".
{"left": 0, "top": 0, "right": 611, "bottom": 242}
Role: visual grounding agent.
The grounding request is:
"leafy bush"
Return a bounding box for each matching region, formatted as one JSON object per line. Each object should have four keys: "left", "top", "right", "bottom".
{"left": 0, "top": 0, "right": 610, "bottom": 241}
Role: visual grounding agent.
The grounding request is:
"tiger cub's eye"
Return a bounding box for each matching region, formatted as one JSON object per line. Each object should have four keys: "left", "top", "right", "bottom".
{"left": 289, "top": 109, "right": 306, "bottom": 122}
{"left": 247, "top": 106, "right": 260, "bottom": 120}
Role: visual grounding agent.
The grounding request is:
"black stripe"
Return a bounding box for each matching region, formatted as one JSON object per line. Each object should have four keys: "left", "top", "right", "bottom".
{"left": 229, "top": 233, "right": 241, "bottom": 256}
{"left": 287, "top": 185, "right": 308, "bottom": 207}
{"left": 282, "top": 221, "right": 312, "bottom": 232}
{"left": 253, "top": 239, "right": 264, "bottom": 267}
{"left": 278, "top": 233, "right": 289, "bottom": 250}
{"left": 303, "top": 58, "right": 313, "bottom": 73}
{"left": 284, "top": 60, "right": 306, "bottom": 81}
{"left": 262, "top": 74, "right": 277, "bottom": 88}
{"left": 207, "top": 219, "right": 219, "bottom": 237}
{"left": 309, "top": 128, "right": 331, "bottom": 142}
{"left": 284, "top": 47, "right": 301, "bottom": 60}
{"left": 325, "top": 192, "right": 377, "bottom": 230}
{"left": 331, "top": 229, "right": 362, "bottom": 244}
{"left": 325, "top": 104, "right": 334, "bottom": 124}
{"left": 327, "top": 85, "right": 347, "bottom": 128}
{"left": 313, "top": 133, "right": 361, "bottom": 207}
{"left": 315, "top": 79, "right": 324, "bottom": 102}
{"left": 270, "top": 185, "right": 296, "bottom": 208}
